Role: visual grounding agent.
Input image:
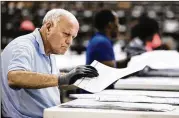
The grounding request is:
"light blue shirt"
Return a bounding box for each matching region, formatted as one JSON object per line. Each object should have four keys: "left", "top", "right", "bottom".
{"left": 1, "top": 28, "right": 60, "bottom": 118}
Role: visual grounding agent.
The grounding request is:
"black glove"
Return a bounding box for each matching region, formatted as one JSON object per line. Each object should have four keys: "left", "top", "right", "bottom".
{"left": 58, "top": 65, "right": 99, "bottom": 85}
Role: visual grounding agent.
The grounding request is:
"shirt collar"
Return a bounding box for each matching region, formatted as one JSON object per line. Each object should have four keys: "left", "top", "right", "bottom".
{"left": 95, "top": 32, "right": 110, "bottom": 40}
{"left": 33, "top": 28, "right": 46, "bottom": 55}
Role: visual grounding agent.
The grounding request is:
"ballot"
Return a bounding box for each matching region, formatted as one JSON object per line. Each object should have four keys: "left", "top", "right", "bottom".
{"left": 73, "top": 60, "right": 145, "bottom": 93}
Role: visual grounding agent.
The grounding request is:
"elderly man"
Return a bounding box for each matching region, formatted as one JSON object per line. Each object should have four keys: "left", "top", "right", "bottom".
{"left": 1, "top": 9, "right": 98, "bottom": 118}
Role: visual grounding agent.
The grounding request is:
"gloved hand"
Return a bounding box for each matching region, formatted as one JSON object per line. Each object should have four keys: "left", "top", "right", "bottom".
{"left": 58, "top": 65, "right": 99, "bottom": 85}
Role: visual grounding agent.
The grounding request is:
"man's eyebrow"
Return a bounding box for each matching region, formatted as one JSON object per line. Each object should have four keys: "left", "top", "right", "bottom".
{"left": 64, "top": 32, "right": 76, "bottom": 39}
{"left": 64, "top": 32, "right": 70, "bottom": 35}
{"left": 62, "top": 27, "right": 77, "bottom": 38}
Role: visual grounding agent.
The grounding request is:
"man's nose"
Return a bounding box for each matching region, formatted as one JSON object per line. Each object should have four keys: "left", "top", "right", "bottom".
{"left": 66, "top": 37, "right": 72, "bottom": 45}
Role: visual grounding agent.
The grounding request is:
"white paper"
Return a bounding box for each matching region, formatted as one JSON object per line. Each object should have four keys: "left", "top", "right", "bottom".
{"left": 98, "top": 89, "right": 179, "bottom": 98}
{"left": 96, "top": 95, "right": 179, "bottom": 105}
{"left": 61, "top": 99, "right": 176, "bottom": 112}
{"left": 69, "top": 90, "right": 179, "bottom": 105}
{"left": 73, "top": 60, "right": 145, "bottom": 93}
{"left": 114, "top": 77, "right": 179, "bottom": 91}
{"left": 128, "top": 50, "right": 179, "bottom": 69}
{"left": 70, "top": 90, "right": 179, "bottom": 99}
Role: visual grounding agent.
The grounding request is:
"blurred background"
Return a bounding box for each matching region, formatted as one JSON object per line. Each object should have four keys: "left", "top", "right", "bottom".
{"left": 1, "top": 1, "right": 179, "bottom": 71}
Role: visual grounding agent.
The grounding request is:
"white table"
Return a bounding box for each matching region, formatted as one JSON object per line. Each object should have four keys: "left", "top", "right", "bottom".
{"left": 44, "top": 99, "right": 179, "bottom": 118}
{"left": 114, "top": 77, "right": 179, "bottom": 91}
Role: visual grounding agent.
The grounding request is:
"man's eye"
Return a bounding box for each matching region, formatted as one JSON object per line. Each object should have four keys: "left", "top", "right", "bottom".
{"left": 63, "top": 32, "right": 69, "bottom": 36}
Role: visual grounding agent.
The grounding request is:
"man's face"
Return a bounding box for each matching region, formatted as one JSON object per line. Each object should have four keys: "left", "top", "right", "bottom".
{"left": 110, "top": 16, "right": 120, "bottom": 39}
{"left": 46, "top": 16, "right": 79, "bottom": 54}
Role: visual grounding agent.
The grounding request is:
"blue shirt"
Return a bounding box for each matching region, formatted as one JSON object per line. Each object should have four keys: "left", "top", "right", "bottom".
{"left": 1, "top": 28, "right": 60, "bottom": 118}
{"left": 86, "top": 32, "right": 115, "bottom": 65}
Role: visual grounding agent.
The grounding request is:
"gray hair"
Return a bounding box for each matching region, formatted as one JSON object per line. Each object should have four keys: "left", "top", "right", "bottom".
{"left": 42, "top": 9, "right": 78, "bottom": 25}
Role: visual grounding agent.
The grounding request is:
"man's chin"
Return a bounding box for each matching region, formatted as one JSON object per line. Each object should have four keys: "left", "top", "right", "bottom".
{"left": 56, "top": 52, "right": 66, "bottom": 55}
{"left": 52, "top": 50, "right": 66, "bottom": 55}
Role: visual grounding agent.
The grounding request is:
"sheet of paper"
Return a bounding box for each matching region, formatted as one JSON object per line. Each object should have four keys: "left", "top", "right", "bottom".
{"left": 61, "top": 99, "right": 176, "bottom": 112}
{"left": 73, "top": 60, "right": 145, "bottom": 93}
{"left": 128, "top": 50, "right": 179, "bottom": 69}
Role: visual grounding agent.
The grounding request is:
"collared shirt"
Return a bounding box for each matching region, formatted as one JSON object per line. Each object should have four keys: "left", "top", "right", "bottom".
{"left": 1, "top": 28, "right": 60, "bottom": 118}
{"left": 86, "top": 32, "right": 115, "bottom": 65}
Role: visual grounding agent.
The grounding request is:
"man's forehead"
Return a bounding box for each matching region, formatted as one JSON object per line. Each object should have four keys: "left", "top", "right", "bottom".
{"left": 59, "top": 15, "right": 78, "bottom": 24}
{"left": 60, "top": 22, "right": 78, "bottom": 37}
{"left": 58, "top": 16, "right": 78, "bottom": 27}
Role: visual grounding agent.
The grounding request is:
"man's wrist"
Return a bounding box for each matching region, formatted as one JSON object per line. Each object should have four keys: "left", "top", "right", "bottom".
{"left": 58, "top": 75, "right": 68, "bottom": 86}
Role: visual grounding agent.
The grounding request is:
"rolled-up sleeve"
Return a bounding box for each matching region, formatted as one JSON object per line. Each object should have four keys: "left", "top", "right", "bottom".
{"left": 8, "top": 43, "right": 33, "bottom": 72}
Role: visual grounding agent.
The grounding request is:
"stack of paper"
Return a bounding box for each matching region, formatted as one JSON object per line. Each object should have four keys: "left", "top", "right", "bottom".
{"left": 96, "top": 95, "right": 179, "bottom": 105}
{"left": 98, "top": 90, "right": 179, "bottom": 98}
{"left": 70, "top": 90, "right": 179, "bottom": 99}
{"left": 61, "top": 99, "right": 176, "bottom": 112}
{"left": 70, "top": 90, "right": 179, "bottom": 105}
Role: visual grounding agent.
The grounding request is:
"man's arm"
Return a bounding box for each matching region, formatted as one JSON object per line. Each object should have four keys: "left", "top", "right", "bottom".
{"left": 8, "top": 71, "right": 58, "bottom": 89}
{"left": 8, "top": 65, "right": 99, "bottom": 89}
{"left": 101, "top": 60, "right": 115, "bottom": 67}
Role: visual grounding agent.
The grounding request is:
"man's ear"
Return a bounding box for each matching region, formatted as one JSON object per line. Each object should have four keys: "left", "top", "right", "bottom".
{"left": 46, "top": 21, "right": 53, "bottom": 33}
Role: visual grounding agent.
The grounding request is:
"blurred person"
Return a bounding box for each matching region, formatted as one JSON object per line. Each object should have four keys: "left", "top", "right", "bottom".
{"left": 19, "top": 19, "right": 35, "bottom": 35}
{"left": 125, "top": 14, "right": 168, "bottom": 58}
{"left": 79, "top": 9, "right": 119, "bottom": 93}
{"left": 1, "top": 9, "right": 99, "bottom": 118}
{"left": 86, "top": 9, "right": 119, "bottom": 67}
